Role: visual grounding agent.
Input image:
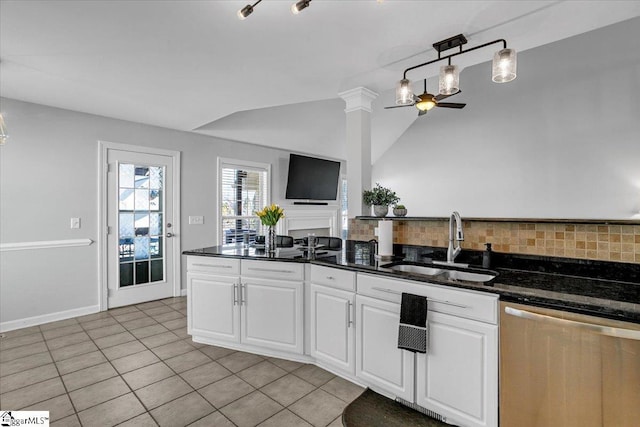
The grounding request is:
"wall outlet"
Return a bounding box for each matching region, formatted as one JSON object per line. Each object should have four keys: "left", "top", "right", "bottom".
{"left": 189, "top": 216, "right": 204, "bottom": 225}
{"left": 70, "top": 217, "right": 81, "bottom": 229}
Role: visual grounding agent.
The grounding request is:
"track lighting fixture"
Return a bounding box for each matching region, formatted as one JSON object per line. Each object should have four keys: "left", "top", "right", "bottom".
{"left": 291, "top": 0, "right": 311, "bottom": 15}
{"left": 237, "top": 0, "right": 262, "bottom": 20}
{"left": 394, "top": 34, "right": 517, "bottom": 104}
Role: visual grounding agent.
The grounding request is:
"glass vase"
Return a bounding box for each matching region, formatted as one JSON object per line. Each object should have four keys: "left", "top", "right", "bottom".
{"left": 266, "top": 225, "right": 277, "bottom": 253}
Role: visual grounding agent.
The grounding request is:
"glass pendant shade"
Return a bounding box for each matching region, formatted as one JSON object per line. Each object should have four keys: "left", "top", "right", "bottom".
{"left": 0, "top": 113, "right": 7, "bottom": 145}
{"left": 492, "top": 48, "right": 517, "bottom": 83}
{"left": 439, "top": 64, "right": 460, "bottom": 95}
{"left": 395, "top": 79, "right": 413, "bottom": 105}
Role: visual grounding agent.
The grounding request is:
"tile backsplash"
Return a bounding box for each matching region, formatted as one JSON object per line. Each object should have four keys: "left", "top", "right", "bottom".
{"left": 348, "top": 219, "right": 640, "bottom": 263}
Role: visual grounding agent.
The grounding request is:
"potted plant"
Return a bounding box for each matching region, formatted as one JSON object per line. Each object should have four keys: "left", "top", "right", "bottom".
{"left": 363, "top": 183, "right": 400, "bottom": 217}
{"left": 393, "top": 204, "right": 408, "bottom": 217}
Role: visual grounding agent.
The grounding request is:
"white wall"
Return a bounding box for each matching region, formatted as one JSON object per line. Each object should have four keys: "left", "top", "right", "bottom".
{"left": 373, "top": 17, "right": 640, "bottom": 220}
{"left": 0, "top": 98, "right": 294, "bottom": 327}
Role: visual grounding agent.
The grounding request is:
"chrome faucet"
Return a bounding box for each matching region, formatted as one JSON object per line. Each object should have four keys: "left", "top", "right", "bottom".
{"left": 447, "top": 211, "right": 464, "bottom": 263}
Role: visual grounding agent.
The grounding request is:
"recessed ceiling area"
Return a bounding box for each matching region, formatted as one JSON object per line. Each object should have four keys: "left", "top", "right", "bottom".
{"left": 1, "top": 1, "right": 639, "bottom": 161}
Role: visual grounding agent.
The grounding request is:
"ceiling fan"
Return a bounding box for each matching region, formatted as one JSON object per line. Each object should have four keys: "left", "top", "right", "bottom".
{"left": 385, "top": 80, "right": 466, "bottom": 116}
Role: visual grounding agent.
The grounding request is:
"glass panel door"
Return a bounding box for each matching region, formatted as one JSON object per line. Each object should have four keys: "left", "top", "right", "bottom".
{"left": 118, "top": 164, "right": 165, "bottom": 288}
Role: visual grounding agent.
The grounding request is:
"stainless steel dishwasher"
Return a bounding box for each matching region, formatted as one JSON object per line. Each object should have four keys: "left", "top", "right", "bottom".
{"left": 500, "top": 301, "right": 640, "bottom": 427}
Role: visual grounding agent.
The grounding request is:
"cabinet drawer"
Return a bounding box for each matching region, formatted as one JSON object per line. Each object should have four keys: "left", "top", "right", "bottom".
{"left": 187, "top": 256, "right": 240, "bottom": 275}
{"left": 357, "top": 273, "right": 498, "bottom": 325}
{"left": 241, "top": 259, "right": 304, "bottom": 281}
{"left": 310, "top": 265, "right": 356, "bottom": 291}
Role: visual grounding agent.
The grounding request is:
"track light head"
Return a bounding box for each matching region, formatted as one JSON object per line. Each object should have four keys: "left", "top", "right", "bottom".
{"left": 237, "top": 4, "right": 254, "bottom": 20}
{"left": 291, "top": 0, "right": 311, "bottom": 15}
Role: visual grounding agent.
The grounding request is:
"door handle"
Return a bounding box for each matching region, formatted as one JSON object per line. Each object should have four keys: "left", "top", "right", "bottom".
{"left": 166, "top": 232, "right": 174, "bottom": 238}
{"left": 233, "top": 283, "right": 238, "bottom": 305}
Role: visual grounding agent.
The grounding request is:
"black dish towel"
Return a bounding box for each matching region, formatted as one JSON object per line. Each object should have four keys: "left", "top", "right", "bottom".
{"left": 397, "top": 293, "right": 428, "bottom": 353}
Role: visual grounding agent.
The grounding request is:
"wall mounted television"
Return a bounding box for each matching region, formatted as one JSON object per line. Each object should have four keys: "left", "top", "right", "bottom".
{"left": 285, "top": 154, "right": 341, "bottom": 203}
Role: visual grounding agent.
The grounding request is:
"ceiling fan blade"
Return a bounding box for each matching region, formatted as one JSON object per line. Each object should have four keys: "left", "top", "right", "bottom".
{"left": 418, "top": 109, "right": 427, "bottom": 117}
{"left": 384, "top": 104, "right": 414, "bottom": 109}
{"left": 413, "top": 95, "right": 422, "bottom": 102}
{"left": 435, "top": 90, "right": 461, "bottom": 101}
{"left": 436, "top": 103, "right": 466, "bottom": 109}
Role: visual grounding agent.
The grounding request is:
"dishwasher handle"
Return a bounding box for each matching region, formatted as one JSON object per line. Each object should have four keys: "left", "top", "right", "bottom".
{"left": 504, "top": 306, "right": 640, "bottom": 341}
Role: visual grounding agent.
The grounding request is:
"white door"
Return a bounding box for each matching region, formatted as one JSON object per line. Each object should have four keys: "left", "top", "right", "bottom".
{"left": 107, "top": 149, "right": 177, "bottom": 308}
{"left": 310, "top": 284, "right": 355, "bottom": 374}
{"left": 187, "top": 272, "right": 240, "bottom": 343}
{"left": 416, "top": 311, "right": 498, "bottom": 427}
{"left": 241, "top": 277, "right": 304, "bottom": 354}
{"left": 356, "top": 295, "right": 414, "bottom": 401}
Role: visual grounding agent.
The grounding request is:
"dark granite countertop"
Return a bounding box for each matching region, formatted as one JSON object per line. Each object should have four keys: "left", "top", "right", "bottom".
{"left": 183, "top": 241, "right": 640, "bottom": 324}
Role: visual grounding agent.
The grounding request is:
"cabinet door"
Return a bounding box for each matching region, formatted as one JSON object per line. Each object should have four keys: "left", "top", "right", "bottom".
{"left": 355, "top": 295, "right": 414, "bottom": 402}
{"left": 241, "top": 277, "right": 304, "bottom": 354}
{"left": 187, "top": 272, "right": 240, "bottom": 343}
{"left": 310, "top": 284, "right": 355, "bottom": 375}
{"left": 416, "top": 311, "right": 498, "bottom": 427}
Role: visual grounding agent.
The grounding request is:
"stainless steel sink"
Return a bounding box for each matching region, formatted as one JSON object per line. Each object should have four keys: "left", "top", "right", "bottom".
{"left": 437, "top": 269, "right": 496, "bottom": 283}
{"left": 386, "top": 264, "right": 445, "bottom": 276}
{"left": 381, "top": 262, "right": 497, "bottom": 284}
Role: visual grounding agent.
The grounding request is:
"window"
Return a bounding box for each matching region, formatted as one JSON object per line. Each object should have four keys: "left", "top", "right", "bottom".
{"left": 340, "top": 177, "right": 348, "bottom": 240}
{"left": 218, "top": 158, "right": 270, "bottom": 245}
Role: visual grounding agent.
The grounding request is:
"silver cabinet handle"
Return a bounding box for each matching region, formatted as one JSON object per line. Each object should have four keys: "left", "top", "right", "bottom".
{"left": 371, "top": 287, "right": 468, "bottom": 309}
{"left": 240, "top": 283, "right": 246, "bottom": 305}
{"left": 504, "top": 306, "right": 640, "bottom": 341}
{"left": 248, "top": 267, "right": 295, "bottom": 274}
{"left": 192, "top": 264, "right": 233, "bottom": 269}
{"left": 233, "top": 283, "right": 238, "bottom": 306}
{"left": 348, "top": 301, "right": 353, "bottom": 327}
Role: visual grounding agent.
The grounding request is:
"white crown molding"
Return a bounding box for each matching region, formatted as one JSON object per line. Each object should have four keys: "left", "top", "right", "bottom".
{"left": 338, "top": 87, "right": 379, "bottom": 113}
{"left": 0, "top": 238, "right": 94, "bottom": 252}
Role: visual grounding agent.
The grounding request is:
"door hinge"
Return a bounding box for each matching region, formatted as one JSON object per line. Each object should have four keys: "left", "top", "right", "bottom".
{"left": 107, "top": 226, "right": 112, "bottom": 235}
{"left": 107, "top": 163, "right": 113, "bottom": 173}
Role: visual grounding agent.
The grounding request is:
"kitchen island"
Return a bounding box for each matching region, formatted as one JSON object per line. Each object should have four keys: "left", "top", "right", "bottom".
{"left": 183, "top": 240, "right": 639, "bottom": 427}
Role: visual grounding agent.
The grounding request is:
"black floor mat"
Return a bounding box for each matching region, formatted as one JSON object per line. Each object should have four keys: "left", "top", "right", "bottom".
{"left": 342, "top": 389, "right": 454, "bottom": 427}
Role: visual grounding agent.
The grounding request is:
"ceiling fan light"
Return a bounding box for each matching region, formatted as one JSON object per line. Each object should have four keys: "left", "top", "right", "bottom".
{"left": 492, "top": 48, "right": 517, "bottom": 83}
{"left": 395, "top": 79, "right": 413, "bottom": 105}
{"left": 439, "top": 64, "right": 460, "bottom": 95}
{"left": 416, "top": 98, "right": 436, "bottom": 111}
{"left": 237, "top": 5, "right": 253, "bottom": 20}
{"left": 291, "top": 0, "right": 310, "bottom": 14}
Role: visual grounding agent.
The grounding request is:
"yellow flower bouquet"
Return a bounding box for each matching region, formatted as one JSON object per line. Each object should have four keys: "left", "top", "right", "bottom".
{"left": 255, "top": 204, "right": 285, "bottom": 226}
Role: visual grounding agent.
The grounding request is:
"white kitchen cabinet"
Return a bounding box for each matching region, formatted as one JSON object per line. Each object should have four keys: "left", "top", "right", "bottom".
{"left": 310, "top": 283, "right": 355, "bottom": 374}
{"left": 187, "top": 256, "right": 304, "bottom": 355}
{"left": 187, "top": 256, "right": 241, "bottom": 343}
{"left": 241, "top": 276, "right": 304, "bottom": 354}
{"left": 415, "top": 310, "right": 498, "bottom": 427}
{"left": 355, "top": 294, "right": 414, "bottom": 402}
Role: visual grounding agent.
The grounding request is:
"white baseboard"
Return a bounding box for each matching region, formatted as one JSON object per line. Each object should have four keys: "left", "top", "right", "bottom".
{"left": 0, "top": 304, "right": 101, "bottom": 333}
{"left": 181, "top": 288, "right": 188, "bottom": 297}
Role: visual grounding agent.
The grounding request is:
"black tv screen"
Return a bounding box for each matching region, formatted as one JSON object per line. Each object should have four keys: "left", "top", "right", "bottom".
{"left": 285, "top": 154, "right": 341, "bottom": 201}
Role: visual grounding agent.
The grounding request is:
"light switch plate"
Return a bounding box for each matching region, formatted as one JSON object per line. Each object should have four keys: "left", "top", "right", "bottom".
{"left": 70, "top": 217, "right": 81, "bottom": 229}
{"left": 189, "top": 216, "right": 204, "bottom": 225}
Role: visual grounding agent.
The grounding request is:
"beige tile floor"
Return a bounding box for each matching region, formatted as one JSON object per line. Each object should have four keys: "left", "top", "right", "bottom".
{"left": 0, "top": 297, "right": 365, "bottom": 426}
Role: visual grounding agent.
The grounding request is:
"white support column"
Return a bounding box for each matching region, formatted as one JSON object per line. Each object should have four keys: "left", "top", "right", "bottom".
{"left": 338, "top": 87, "right": 378, "bottom": 217}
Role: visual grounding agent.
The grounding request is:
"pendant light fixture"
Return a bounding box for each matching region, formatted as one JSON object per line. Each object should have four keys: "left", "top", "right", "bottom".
{"left": 237, "top": 0, "right": 262, "bottom": 20}
{"left": 439, "top": 62, "right": 460, "bottom": 96}
{"left": 291, "top": 0, "right": 311, "bottom": 15}
{"left": 395, "top": 34, "right": 517, "bottom": 103}
{"left": 492, "top": 48, "right": 517, "bottom": 83}
{"left": 395, "top": 79, "right": 414, "bottom": 105}
{"left": 0, "top": 113, "right": 8, "bottom": 145}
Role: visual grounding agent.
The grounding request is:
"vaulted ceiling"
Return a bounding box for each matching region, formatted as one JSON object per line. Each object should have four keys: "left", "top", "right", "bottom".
{"left": 1, "top": 1, "right": 638, "bottom": 161}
